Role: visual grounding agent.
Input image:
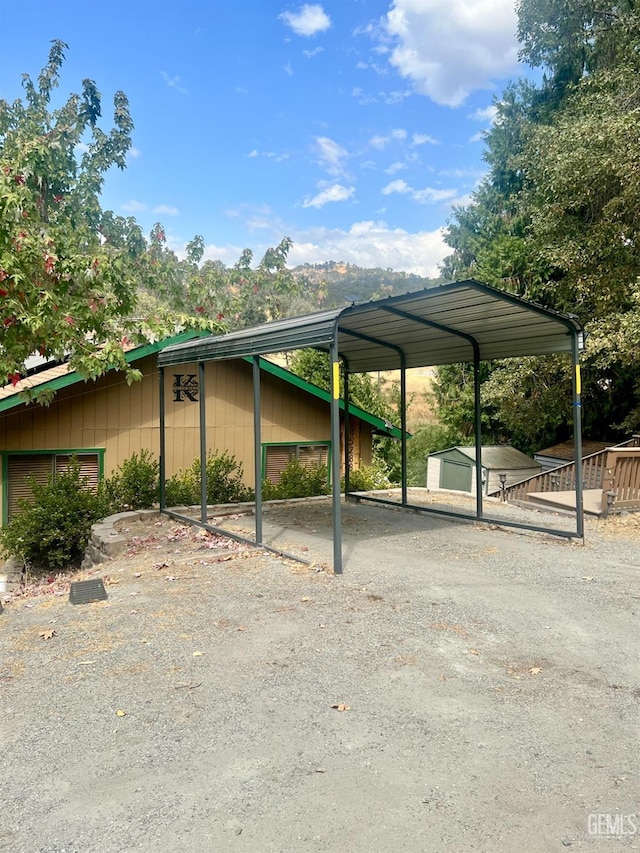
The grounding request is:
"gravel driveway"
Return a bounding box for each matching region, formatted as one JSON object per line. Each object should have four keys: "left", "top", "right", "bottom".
{"left": 1, "top": 497, "right": 638, "bottom": 852}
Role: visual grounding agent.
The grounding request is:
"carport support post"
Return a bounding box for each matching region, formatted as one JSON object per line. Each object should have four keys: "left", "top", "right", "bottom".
{"left": 253, "top": 356, "right": 263, "bottom": 546}
{"left": 330, "top": 336, "right": 343, "bottom": 574}
{"left": 473, "top": 345, "right": 483, "bottom": 519}
{"left": 198, "top": 361, "right": 207, "bottom": 524}
{"left": 572, "top": 338, "right": 585, "bottom": 538}
{"left": 400, "top": 355, "right": 407, "bottom": 505}
{"left": 159, "top": 367, "right": 166, "bottom": 511}
{"left": 343, "top": 364, "right": 350, "bottom": 495}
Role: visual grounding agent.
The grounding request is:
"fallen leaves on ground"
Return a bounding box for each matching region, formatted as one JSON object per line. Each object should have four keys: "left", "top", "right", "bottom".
{"left": 115, "top": 709, "right": 127, "bottom": 717}
{"left": 39, "top": 629, "right": 57, "bottom": 640}
{"left": 126, "top": 535, "right": 160, "bottom": 556}
{"left": 529, "top": 667, "right": 542, "bottom": 676}
{"left": 330, "top": 703, "right": 350, "bottom": 712}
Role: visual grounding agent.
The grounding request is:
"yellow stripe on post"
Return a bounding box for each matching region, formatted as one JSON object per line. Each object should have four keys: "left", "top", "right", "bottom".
{"left": 332, "top": 361, "right": 340, "bottom": 399}
{"left": 575, "top": 364, "right": 582, "bottom": 396}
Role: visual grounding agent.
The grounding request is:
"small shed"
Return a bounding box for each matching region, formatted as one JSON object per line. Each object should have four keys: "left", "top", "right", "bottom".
{"left": 427, "top": 446, "right": 541, "bottom": 495}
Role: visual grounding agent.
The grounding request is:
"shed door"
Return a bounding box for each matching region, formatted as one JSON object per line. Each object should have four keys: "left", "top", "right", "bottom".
{"left": 440, "top": 459, "right": 472, "bottom": 492}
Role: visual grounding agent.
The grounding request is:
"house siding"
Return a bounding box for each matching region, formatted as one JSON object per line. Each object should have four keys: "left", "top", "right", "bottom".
{"left": 0, "top": 355, "right": 373, "bottom": 517}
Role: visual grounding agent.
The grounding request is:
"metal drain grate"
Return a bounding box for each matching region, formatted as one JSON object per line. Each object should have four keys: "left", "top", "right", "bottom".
{"left": 69, "top": 578, "right": 108, "bottom": 605}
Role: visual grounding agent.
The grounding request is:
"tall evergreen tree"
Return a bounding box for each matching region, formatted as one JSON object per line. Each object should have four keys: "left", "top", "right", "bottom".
{"left": 438, "top": 0, "right": 640, "bottom": 450}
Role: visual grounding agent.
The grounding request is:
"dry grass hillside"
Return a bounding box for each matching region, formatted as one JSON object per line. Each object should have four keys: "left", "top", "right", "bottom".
{"left": 374, "top": 367, "right": 437, "bottom": 431}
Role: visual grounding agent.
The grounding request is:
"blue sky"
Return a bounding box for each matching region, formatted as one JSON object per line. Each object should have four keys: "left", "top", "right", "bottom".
{"left": 2, "top": 1, "right": 529, "bottom": 276}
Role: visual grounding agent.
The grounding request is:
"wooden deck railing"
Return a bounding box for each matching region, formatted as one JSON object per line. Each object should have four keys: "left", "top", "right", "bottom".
{"left": 489, "top": 435, "right": 640, "bottom": 504}
{"left": 601, "top": 448, "right": 640, "bottom": 515}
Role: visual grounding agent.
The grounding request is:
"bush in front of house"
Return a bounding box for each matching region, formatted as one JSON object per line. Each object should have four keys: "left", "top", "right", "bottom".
{"left": 262, "top": 458, "right": 329, "bottom": 500}
{"left": 164, "top": 450, "right": 253, "bottom": 506}
{"left": 0, "top": 459, "right": 102, "bottom": 571}
{"left": 341, "top": 460, "right": 392, "bottom": 492}
{"left": 101, "top": 449, "right": 160, "bottom": 512}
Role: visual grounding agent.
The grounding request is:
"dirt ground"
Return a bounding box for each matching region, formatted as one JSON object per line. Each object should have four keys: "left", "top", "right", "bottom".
{"left": 1, "top": 496, "right": 638, "bottom": 852}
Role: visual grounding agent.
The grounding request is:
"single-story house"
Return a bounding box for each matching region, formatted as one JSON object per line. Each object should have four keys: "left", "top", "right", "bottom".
{"left": 426, "top": 445, "right": 541, "bottom": 496}
{"left": 0, "top": 331, "right": 401, "bottom": 523}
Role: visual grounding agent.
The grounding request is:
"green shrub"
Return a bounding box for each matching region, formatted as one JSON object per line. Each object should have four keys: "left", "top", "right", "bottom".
{"left": 342, "top": 460, "right": 392, "bottom": 492}
{"left": 165, "top": 450, "right": 253, "bottom": 506}
{"left": 103, "top": 449, "right": 159, "bottom": 511}
{"left": 406, "top": 423, "right": 451, "bottom": 486}
{"left": 0, "top": 459, "right": 102, "bottom": 571}
{"left": 262, "top": 458, "right": 329, "bottom": 500}
{"left": 164, "top": 469, "right": 199, "bottom": 507}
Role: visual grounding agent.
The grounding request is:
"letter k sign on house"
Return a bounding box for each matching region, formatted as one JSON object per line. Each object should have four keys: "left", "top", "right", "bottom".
{"left": 173, "top": 374, "right": 199, "bottom": 402}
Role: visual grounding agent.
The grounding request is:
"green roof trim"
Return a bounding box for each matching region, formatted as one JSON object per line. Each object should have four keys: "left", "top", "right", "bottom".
{"left": 0, "top": 330, "right": 206, "bottom": 414}
{"left": 0, "top": 332, "right": 406, "bottom": 440}
{"left": 250, "top": 356, "right": 405, "bottom": 440}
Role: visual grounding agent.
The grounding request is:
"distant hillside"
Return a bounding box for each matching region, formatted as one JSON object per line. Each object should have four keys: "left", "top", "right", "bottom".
{"left": 292, "top": 262, "right": 443, "bottom": 310}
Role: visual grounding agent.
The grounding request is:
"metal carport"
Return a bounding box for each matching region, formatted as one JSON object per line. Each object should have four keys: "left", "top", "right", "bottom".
{"left": 157, "top": 278, "right": 584, "bottom": 573}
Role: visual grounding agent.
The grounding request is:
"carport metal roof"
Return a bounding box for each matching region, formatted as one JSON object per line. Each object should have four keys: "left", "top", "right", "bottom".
{"left": 157, "top": 279, "right": 585, "bottom": 573}
{"left": 158, "top": 279, "right": 582, "bottom": 371}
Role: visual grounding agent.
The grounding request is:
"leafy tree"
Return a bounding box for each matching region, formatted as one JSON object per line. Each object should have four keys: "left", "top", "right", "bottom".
{"left": 289, "top": 348, "right": 396, "bottom": 422}
{"left": 148, "top": 236, "right": 305, "bottom": 330}
{"left": 439, "top": 0, "right": 640, "bottom": 448}
{"left": 405, "top": 423, "right": 451, "bottom": 486}
{"left": 0, "top": 41, "right": 235, "bottom": 397}
{"left": 0, "top": 40, "right": 145, "bottom": 387}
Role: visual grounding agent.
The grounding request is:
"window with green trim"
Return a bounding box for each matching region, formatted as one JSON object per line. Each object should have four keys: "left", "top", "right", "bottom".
{"left": 4, "top": 451, "right": 104, "bottom": 522}
{"left": 263, "top": 443, "right": 330, "bottom": 485}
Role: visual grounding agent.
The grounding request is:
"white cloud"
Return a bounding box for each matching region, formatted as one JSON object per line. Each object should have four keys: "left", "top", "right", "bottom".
{"left": 128, "top": 146, "right": 141, "bottom": 158}
{"left": 315, "top": 136, "right": 349, "bottom": 175}
{"left": 369, "top": 128, "right": 406, "bottom": 149}
{"left": 121, "top": 200, "right": 147, "bottom": 213}
{"left": 469, "top": 130, "right": 486, "bottom": 143}
{"left": 280, "top": 4, "right": 331, "bottom": 37}
{"left": 121, "top": 200, "right": 180, "bottom": 216}
{"left": 303, "top": 46, "right": 324, "bottom": 57}
{"left": 247, "top": 148, "right": 291, "bottom": 162}
{"left": 384, "top": 0, "right": 519, "bottom": 107}
{"left": 411, "top": 132, "right": 438, "bottom": 146}
{"left": 382, "top": 180, "right": 457, "bottom": 204}
{"left": 385, "top": 161, "right": 408, "bottom": 175}
{"left": 287, "top": 220, "right": 448, "bottom": 277}
{"left": 201, "top": 243, "right": 246, "bottom": 266}
{"left": 472, "top": 104, "right": 498, "bottom": 123}
{"left": 382, "top": 179, "right": 410, "bottom": 195}
{"left": 160, "top": 71, "right": 188, "bottom": 95}
{"left": 153, "top": 204, "right": 180, "bottom": 216}
{"left": 369, "top": 134, "right": 388, "bottom": 150}
{"left": 284, "top": 61, "right": 294, "bottom": 76}
{"left": 412, "top": 186, "right": 457, "bottom": 203}
{"left": 303, "top": 184, "right": 355, "bottom": 208}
